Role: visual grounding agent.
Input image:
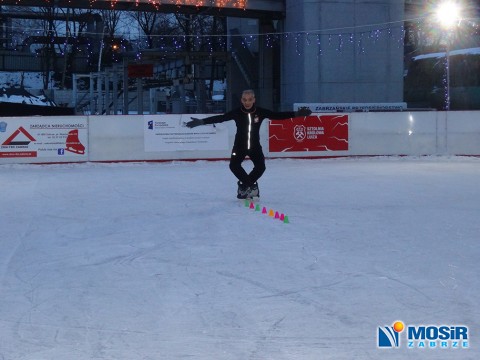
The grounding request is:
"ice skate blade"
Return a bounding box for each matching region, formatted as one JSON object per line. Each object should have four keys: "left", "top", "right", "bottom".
{"left": 66, "top": 146, "right": 85, "bottom": 155}
{"left": 237, "top": 196, "right": 259, "bottom": 201}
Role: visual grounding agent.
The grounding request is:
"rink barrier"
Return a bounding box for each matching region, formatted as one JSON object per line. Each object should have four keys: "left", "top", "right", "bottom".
{"left": 0, "top": 111, "right": 480, "bottom": 164}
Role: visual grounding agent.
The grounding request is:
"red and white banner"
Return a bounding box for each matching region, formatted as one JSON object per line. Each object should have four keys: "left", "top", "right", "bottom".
{"left": 269, "top": 115, "right": 349, "bottom": 152}
{"left": 0, "top": 117, "right": 88, "bottom": 159}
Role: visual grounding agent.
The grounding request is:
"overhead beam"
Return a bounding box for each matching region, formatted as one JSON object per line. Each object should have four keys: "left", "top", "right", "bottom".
{"left": 0, "top": 0, "right": 285, "bottom": 19}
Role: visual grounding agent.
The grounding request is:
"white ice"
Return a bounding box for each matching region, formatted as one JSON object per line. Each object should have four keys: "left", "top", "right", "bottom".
{"left": 1, "top": 156, "right": 479, "bottom": 359}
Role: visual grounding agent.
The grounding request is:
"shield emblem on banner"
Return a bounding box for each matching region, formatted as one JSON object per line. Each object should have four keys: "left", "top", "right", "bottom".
{"left": 294, "top": 125, "right": 306, "bottom": 142}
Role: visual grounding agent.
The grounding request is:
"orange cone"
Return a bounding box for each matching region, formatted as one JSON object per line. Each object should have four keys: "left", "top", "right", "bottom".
{"left": 268, "top": 209, "right": 274, "bottom": 217}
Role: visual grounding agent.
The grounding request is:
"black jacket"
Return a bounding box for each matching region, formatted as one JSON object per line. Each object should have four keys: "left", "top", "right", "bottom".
{"left": 202, "top": 105, "right": 295, "bottom": 151}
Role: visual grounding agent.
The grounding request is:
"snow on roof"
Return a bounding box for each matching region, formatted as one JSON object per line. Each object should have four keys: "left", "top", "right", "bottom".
{"left": 0, "top": 71, "right": 58, "bottom": 106}
{"left": 0, "top": 71, "right": 46, "bottom": 89}
{"left": 413, "top": 47, "right": 480, "bottom": 61}
{"left": 0, "top": 87, "right": 56, "bottom": 106}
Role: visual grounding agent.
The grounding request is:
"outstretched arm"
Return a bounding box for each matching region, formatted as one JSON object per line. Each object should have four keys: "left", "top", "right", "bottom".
{"left": 186, "top": 117, "right": 204, "bottom": 128}
{"left": 262, "top": 106, "right": 312, "bottom": 120}
{"left": 186, "top": 112, "right": 232, "bottom": 128}
{"left": 295, "top": 107, "right": 312, "bottom": 117}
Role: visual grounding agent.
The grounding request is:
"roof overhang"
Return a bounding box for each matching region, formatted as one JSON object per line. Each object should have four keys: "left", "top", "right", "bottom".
{"left": 0, "top": 0, "right": 285, "bottom": 19}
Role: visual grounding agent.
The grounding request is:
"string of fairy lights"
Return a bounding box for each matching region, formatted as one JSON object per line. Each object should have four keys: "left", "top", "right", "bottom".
{"left": 5, "top": 19, "right": 478, "bottom": 66}
{"left": 2, "top": 18, "right": 418, "bottom": 56}
{"left": 3, "top": 11, "right": 479, "bottom": 55}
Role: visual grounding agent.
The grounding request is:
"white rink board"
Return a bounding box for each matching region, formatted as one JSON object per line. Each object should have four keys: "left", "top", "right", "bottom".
{"left": 1, "top": 111, "right": 480, "bottom": 164}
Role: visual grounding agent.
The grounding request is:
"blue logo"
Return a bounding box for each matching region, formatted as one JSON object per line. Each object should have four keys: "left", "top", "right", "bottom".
{"left": 378, "top": 321, "right": 469, "bottom": 349}
{"left": 147, "top": 120, "right": 153, "bottom": 130}
{"left": 378, "top": 322, "right": 402, "bottom": 348}
{"left": 58, "top": 148, "right": 65, "bottom": 155}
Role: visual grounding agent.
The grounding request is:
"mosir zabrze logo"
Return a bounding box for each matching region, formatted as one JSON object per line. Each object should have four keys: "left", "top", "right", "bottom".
{"left": 378, "top": 321, "right": 469, "bottom": 349}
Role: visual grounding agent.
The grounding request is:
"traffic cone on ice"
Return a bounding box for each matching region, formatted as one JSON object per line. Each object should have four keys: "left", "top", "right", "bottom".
{"left": 255, "top": 204, "right": 261, "bottom": 211}
{"left": 249, "top": 201, "right": 255, "bottom": 209}
{"left": 268, "top": 209, "right": 274, "bottom": 217}
{"left": 279, "top": 213, "right": 285, "bottom": 221}
{"left": 283, "top": 215, "right": 290, "bottom": 224}
{"left": 262, "top": 207, "right": 267, "bottom": 214}
{"left": 244, "top": 199, "right": 250, "bottom": 207}
{"left": 274, "top": 211, "right": 280, "bottom": 219}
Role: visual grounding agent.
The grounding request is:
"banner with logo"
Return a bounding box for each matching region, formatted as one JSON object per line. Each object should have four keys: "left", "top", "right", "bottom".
{"left": 378, "top": 321, "right": 469, "bottom": 350}
{"left": 268, "top": 114, "right": 349, "bottom": 152}
{"left": 144, "top": 115, "right": 229, "bottom": 152}
{"left": 294, "top": 102, "right": 407, "bottom": 113}
{"left": 0, "top": 117, "right": 88, "bottom": 159}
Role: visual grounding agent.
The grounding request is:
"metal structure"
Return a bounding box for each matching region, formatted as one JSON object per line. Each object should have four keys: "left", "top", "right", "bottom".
{"left": 0, "top": 0, "right": 286, "bottom": 114}
{"left": 0, "top": 0, "right": 285, "bottom": 19}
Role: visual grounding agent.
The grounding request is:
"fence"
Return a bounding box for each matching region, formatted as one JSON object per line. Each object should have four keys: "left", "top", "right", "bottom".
{"left": 0, "top": 111, "right": 479, "bottom": 164}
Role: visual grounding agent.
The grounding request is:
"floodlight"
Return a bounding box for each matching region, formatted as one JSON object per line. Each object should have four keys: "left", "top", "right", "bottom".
{"left": 436, "top": 1, "right": 461, "bottom": 29}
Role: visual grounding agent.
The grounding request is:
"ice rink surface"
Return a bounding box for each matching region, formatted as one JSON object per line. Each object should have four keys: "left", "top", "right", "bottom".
{"left": 1, "top": 156, "right": 479, "bottom": 359}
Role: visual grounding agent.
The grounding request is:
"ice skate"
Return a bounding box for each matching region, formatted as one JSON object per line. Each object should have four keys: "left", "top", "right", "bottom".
{"left": 247, "top": 182, "right": 260, "bottom": 199}
{"left": 65, "top": 129, "right": 85, "bottom": 155}
{"left": 237, "top": 181, "right": 251, "bottom": 199}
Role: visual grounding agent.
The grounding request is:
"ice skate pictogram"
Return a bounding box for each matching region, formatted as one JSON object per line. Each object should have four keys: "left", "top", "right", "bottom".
{"left": 65, "top": 129, "right": 85, "bottom": 154}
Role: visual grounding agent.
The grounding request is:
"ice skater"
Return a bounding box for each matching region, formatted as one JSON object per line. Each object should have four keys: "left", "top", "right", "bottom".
{"left": 186, "top": 89, "right": 311, "bottom": 199}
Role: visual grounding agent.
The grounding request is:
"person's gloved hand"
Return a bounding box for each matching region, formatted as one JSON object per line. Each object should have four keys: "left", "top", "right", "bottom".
{"left": 186, "top": 117, "right": 204, "bottom": 128}
{"left": 295, "top": 107, "right": 312, "bottom": 117}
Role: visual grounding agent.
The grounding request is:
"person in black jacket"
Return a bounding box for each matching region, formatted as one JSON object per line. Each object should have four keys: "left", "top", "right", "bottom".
{"left": 186, "top": 89, "right": 311, "bottom": 199}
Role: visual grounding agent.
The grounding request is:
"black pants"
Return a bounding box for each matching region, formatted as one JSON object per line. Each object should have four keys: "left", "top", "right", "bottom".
{"left": 229, "top": 147, "right": 266, "bottom": 186}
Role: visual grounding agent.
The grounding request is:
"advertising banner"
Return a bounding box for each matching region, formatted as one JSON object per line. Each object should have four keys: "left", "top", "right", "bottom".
{"left": 269, "top": 115, "right": 349, "bottom": 152}
{"left": 294, "top": 103, "right": 407, "bottom": 112}
{"left": 0, "top": 117, "right": 88, "bottom": 159}
{"left": 144, "top": 115, "right": 229, "bottom": 152}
